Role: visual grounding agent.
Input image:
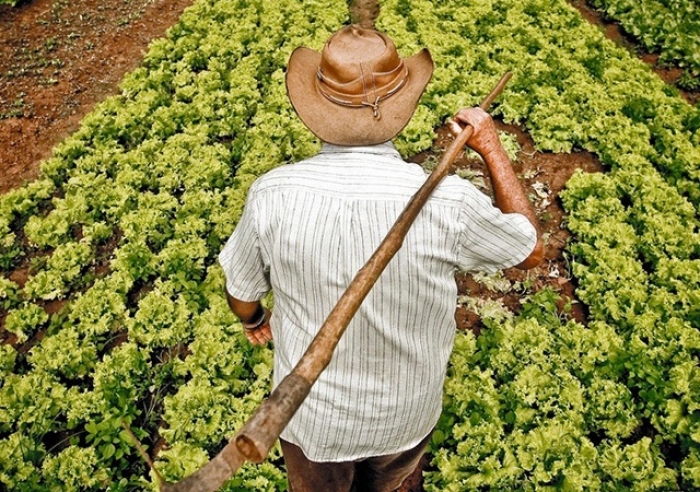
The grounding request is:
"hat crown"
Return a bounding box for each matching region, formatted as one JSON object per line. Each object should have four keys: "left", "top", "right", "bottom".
{"left": 316, "top": 26, "right": 408, "bottom": 116}
{"left": 320, "top": 26, "right": 400, "bottom": 82}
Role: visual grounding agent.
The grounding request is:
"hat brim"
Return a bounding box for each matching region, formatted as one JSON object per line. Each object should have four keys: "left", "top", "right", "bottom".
{"left": 286, "top": 46, "right": 433, "bottom": 146}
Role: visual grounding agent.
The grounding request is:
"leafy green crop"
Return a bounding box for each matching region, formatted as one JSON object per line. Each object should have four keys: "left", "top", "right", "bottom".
{"left": 589, "top": 0, "right": 700, "bottom": 89}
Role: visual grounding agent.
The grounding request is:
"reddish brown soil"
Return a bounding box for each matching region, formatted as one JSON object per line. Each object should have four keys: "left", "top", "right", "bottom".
{"left": 0, "top": 1, "right": 693, "bottom": 490}
{"left": 0, "top": 0, "right": 196, "bottom": 193}
{"left": 414, "top": 123, "right": 602, "bottom": 337}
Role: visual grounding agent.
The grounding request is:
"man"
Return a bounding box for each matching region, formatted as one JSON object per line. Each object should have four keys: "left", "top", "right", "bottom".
{"left": 218, "top": 24, "right": 543, "bottom": 492}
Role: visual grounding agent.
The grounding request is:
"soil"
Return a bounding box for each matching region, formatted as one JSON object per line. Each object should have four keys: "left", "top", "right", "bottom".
{"left": 0, "top": 0, "right": 196, "bottom": 193}
{"left": 0, "top": 0, "right": 696, "bottom": 490}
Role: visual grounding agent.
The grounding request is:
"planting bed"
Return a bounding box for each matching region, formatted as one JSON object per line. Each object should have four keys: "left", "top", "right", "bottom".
{"left": 0, "top": 0, "right": 195, "bottom": 193}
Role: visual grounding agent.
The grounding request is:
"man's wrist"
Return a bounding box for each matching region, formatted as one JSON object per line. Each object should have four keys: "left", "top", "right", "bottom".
{"left": 481, "top": 145, "right": 508, "bottom": 164}
{"left": 242, "top": 305, "right": 268, "bottom": 331}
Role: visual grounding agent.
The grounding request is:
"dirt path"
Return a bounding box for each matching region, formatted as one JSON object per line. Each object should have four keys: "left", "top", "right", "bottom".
{"left": 0, "top": 0, "right": 196, "bottom": 193}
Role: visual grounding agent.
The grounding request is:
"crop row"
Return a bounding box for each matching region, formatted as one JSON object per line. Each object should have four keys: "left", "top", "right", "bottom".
{"left": 588, "top": 0, "right": 700, "bottom": 89}
{"left": 1, "top": 0, "right": 699, "bottom": 490}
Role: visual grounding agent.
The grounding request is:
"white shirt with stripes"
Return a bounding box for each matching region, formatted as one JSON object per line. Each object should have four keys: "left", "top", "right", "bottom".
{"left": 218, "top": 141, "right": 536, "bottom": 462}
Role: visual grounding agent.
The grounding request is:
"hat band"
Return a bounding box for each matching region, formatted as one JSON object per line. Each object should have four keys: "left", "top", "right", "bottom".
{"left": 316, "top": 62, "right": 409, "bottom": 120}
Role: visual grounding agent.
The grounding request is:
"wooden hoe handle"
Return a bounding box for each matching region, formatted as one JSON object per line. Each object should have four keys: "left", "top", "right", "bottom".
{"left": 161, "top": 71, "right": 512, "bottom": 492}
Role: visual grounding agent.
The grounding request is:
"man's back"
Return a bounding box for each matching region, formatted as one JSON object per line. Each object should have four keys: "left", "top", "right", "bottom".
{"left": 220, "top": 141, "right": 536, "bottom": 460}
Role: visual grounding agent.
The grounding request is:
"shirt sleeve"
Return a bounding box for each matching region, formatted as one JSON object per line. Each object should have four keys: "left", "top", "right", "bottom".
{"left": 218, "top": 188, "right": 271, "bottom": 301}
{"left": 456, "top": 186, "right": 538, "bottom": 274}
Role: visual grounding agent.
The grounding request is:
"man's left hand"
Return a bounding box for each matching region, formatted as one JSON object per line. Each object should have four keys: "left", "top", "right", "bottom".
{"left": 244, "top": 311, "right": 273, "bottom": 345}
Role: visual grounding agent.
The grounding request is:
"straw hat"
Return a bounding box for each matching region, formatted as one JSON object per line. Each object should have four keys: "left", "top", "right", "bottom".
{"left": 286, "top": 25, "right": 433, "bottom": 146}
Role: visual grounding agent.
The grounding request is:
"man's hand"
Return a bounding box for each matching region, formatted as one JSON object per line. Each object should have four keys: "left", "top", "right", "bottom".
{"left": 448, "top": 107, "right": 502, "bottom": 159}
{"left": 244, "top": 310, "right": 273, "bottom": 346}
{"left": 225, "top": 291, "right": 275, "bottom": 345}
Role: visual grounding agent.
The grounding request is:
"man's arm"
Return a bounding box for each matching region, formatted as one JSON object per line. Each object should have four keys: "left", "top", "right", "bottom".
{"left": 225, "top": 291, "right": 272, "bottom": 345}
{"left": 450, "top": 107, "right": 544, "bottom": 270}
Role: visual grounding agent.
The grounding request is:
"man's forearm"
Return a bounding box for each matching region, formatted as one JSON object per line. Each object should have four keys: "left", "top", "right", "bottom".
{"left": 483, "top": 147, "right": 545, "bottom": 269}
{"left": 483, "top": 148, "right": 537, "bottom": 221}
{"left": 225, "top": 291, "right": 263, "bottom": 324}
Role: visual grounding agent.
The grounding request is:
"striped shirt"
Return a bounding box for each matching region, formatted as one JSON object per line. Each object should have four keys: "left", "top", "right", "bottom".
{"left": 218, "top": 142, "right": 536, "bottom": 461}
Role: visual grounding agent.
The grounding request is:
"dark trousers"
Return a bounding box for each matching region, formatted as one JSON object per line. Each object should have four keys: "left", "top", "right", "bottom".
{"left": 280, "top": 432, "right": 432, "bottom": 492}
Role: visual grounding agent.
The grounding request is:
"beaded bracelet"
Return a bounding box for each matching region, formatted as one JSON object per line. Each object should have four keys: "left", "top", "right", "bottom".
{"left": 243, "top": 307, "right": 268, "bottom": 331}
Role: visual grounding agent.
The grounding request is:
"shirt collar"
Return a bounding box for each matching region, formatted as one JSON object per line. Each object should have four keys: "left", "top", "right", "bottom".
{"left": 319, "top": 141, "right": 401, "bottom": 158}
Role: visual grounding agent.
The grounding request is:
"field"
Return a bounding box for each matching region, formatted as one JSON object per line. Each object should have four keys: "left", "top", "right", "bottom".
{"left": 1, "top": 0, "right": 699, "bottom": 490}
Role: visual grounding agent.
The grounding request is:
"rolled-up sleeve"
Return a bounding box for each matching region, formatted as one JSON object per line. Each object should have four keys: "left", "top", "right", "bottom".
{"left": 218, "top": 191, "right": 271, "bottom": 301}
{"left": 456, "top": 188, "right": 538, "bottom": 274}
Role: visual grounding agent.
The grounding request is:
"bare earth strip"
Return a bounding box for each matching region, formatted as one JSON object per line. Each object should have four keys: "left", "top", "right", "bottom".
{"left": 0, "top": 0, "right": 196, "bottom": 193}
